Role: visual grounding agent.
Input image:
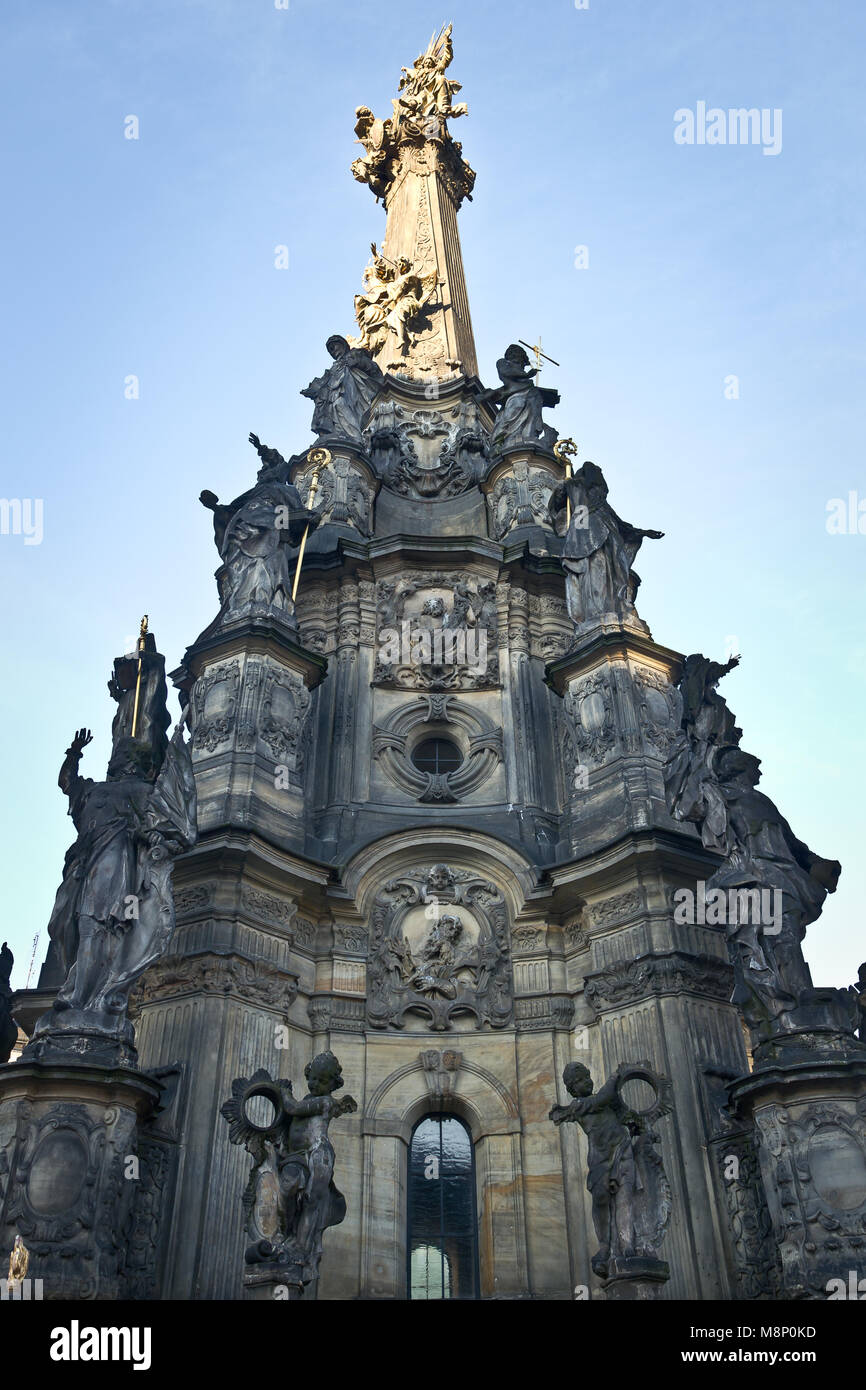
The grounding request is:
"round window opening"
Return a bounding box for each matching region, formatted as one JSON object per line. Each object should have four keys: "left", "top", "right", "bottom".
{"left": 411, "top": 737, "right": 463, "bottom": 775}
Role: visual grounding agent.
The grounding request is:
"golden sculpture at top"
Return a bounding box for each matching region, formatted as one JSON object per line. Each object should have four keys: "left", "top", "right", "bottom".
{"left": 7, "top": 1234, "right": 29, "bottom": 1291}
{"left": 351, "top": 24, "right": 475, "bottom": 206}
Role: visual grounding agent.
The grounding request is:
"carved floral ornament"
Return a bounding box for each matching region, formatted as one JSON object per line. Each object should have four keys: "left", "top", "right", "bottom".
{"left": 365, "top": 398, "right": 487, "bottom": 499}
{"left": 366, "top": 862, "right": 512, "bottom": 1031}
{"left": 563, "top": 670, "right": 617, "bottom": 766}
{"left": 294, "top": 453, "right": 373, "bottom": 536}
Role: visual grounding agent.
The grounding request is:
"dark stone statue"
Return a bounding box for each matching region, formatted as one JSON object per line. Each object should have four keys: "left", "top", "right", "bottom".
{"left": 481, "top": 344, "right": 559, "bottom": 454}
{"left": 664, "top": 653, "right": 742, "bottom": 853}
{"left": 0, "top": 942, "right": 16, "bottom": 1064}
{"left": 708, "top": 747, "right": 841, "bottom": 1035}
{"left": 26, "top": 635, "right": 197, "bottom": 1065}
{"left": 199, "top": 434, "right": 320, "bottom": 626}
{"left": 548, "top": 460, "right": 663, "bottom": 631}
{"left": 301, "top": 334, "right": 384, "bottom": 444}
{"left": 664, "top": 653, "right": 852, "bottom": 1050}
{"left": 221, "top": 1053, "right": 357, "bottom": 1298}
{"left": 550, "top": 1062, "right": 672, "bottom": 1286}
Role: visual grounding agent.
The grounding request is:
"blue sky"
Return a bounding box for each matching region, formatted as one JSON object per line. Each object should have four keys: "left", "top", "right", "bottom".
{"left": 1, "top": 0, "right": 864, "bottom": 990}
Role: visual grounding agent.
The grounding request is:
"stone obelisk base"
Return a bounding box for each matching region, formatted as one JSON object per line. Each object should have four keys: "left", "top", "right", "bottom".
{"left": 0, "top": 1060, "right": 161, "bottom": 1299}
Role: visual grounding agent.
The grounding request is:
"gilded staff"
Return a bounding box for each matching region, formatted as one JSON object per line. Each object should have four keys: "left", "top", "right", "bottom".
{"left": 553, "top": 437, "right": 579, "bottom": 527}
{"left": 130, "top": 615, "right": 149, "bottom": 739}
{"left": 291, "top": 448, "right": 331, "bottom": 602}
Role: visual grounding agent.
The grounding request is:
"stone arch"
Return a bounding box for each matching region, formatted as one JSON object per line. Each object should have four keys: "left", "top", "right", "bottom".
{"left": 363, "top": 1050, "right": 520, "bottom": 1144}
{"left": 337, "top": 824, "right": 537, "bottom": 922}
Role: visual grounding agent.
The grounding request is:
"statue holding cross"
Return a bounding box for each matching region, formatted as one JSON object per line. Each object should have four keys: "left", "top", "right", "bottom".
{"left": 481, "top": 342, "right": 559, "bottom": 455}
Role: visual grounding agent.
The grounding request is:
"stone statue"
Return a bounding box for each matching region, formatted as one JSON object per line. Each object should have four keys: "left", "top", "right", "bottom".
{"left": 26, "top": 678, "right": 197, "bottom": 1064}
{"left": 548, "top": 460, "right": 663, "bottom": 631}
{"left": 707, "top": 747, "right": 841, "bottom": 1034}
{"left": 663, "top": 655, "right": 849, "bottom": 1045}
{"left": 0, "top": 942, "right": 16, "bottom": 1065}
{"left": 481, "top": 344, "right": 559, "bottom": 454}
{"left": 664, "top": 653, "right": 742, "bottom": 853}
{"left": 221, "top": 1053, "right": 357, "bottom": 1297}
{"left": 199, "top": 434, "right": 320, "bottom": 626}
{"left": 301, "top": 335, "right": 384, "bottom": 444}
{"left": 349, "top": 245, "right": 439, "bottom": 362}
{"left": 550, "top": 1062, "right": 672, "bottom": 1284}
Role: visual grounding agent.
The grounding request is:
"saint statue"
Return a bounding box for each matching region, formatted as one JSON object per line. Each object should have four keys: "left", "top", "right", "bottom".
{"left": 707, "top": 747, "right": 841, "bottom": 1033}
{"left": 26, "top": 692, "right": 197, "bottom": 1062}
{"left": 301, "top": 334, "right": 384, "bottom": 444}
{"left": 199, "top": 434, "right": 320, "bottom": 626}
{"left": 550, "top": 1062, "right": 672, "bottom": 1281}
{"left": 221, "top": 1053, "right": 357, "bottom": 1296}
{"left": 548, "top": 459, "right": 663, "bottom": 630}
{"left": 481, "top": 344, "right": 559, "bottom": 454}
{"left": 664, "top": 652, "right": 742, "bottom": 853}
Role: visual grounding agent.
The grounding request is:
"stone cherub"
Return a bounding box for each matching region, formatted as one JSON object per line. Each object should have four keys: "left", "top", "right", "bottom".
{"left": 221, "top": 1053, "right": 357, "bottom": 1296}
{"left": 548, "top": 460, "right": 663, "bottom": 631}
{"left": 301, "top": 334, "right": 384, "bottom": 445}
{"left": 199, "top": 433, "right": 320, "bottom": 626}
{"left": 26, "top": 644, "right": 197, "bottom": 1063}
{"left": 550, "top": 1062, "right": 671, "bottom": 1280}
{"left": 481, "top": 344, "right": 559, "bottom": 455}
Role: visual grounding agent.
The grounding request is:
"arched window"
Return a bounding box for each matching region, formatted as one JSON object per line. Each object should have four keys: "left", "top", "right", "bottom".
{"left": 407, "top": 1113, "right": 479, "bottom": 1300}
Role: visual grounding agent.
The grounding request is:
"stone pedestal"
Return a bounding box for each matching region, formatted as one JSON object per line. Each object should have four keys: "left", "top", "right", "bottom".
{"left": 0, "top": 1061, "right": 162, "bottom": 1299}
{"left": 729, "top": 1039, "right": 866, "bottom": 1300}
{"left": 243, "top": 1259, "right": 304, "bottom": 1301}
{"left": 173, "top": 613, "right": 326, "bottom": 855}
{"left": 602, "top": 1255, "right": 670, "bottom": 1301}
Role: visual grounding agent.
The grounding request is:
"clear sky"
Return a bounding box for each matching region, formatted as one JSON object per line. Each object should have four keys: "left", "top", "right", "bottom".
{"left": 1, "top": 0, "right": 864, "bottom": 991}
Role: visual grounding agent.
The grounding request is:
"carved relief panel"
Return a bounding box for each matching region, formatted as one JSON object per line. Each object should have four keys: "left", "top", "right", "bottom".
{"left": 366, "top": 863, "right": 512, "bottom": 1031}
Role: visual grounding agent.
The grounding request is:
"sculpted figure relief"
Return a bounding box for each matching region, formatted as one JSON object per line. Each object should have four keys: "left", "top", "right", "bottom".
{"left": 548, "top": 460, "right": 663, "bottom": 631}
{"left": 349, "top": 244, "right": 439, "bottom": 363}
{"left": 301, "top": 334, "right": 384, "bottom": 444}
{"left": 481, "top": 344, "right": 559, "bottom": 455}
{"left": 221, "top": 1053, "right": 357, "bottom": 1297}
{"left": 199, "top": 433, "right": 320, "bottom": 625}
{"left": 550, "top": 1062, "right": 672, "bottom": 1281}
{"left": 26, "top": 638, "right": 197, "bottom": 1063}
